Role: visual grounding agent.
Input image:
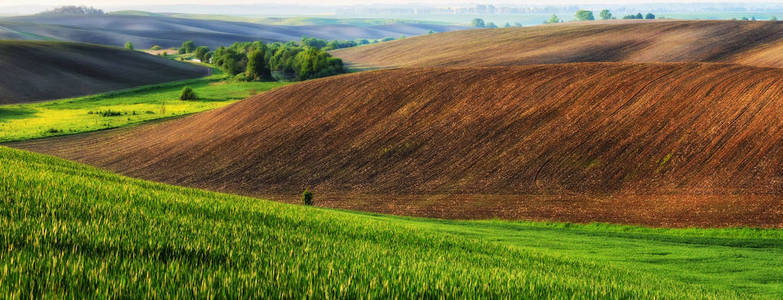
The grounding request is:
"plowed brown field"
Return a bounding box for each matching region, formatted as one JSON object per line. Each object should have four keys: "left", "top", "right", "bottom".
{"left": 332, "top": 20, "right": 783, "bottom": 69}
{"left": 12, "top": 62, "right": 783, "bottom": 226}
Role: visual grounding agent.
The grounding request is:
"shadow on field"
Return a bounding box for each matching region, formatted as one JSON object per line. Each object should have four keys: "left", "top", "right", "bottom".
{"left": 0, "top": 107, "right": 36, "bottom": 122}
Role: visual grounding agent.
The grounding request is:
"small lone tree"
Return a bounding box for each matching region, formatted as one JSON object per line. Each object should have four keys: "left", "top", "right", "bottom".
{"left": 151, "top": 45, "right": 161, "bottom": 50}
{"left": 302, "top": 189, "right": 313, "bottom": 206}
{"left": 575, "top": 10, "right": 595, "bottom": 21}
{"left": 471, "top": 18, "right": 486, "bottom": 28}
{"left": 546, "top": 14, "right": 561, "bottom": 24}
{"left": 179, "top": 86, "right": 197, "bottom": 100}
{"left": 599, "top": 9, "right": 613, "bottom": 20}
{"left": 645, "top": 13, "right": 656, "bottom": 20}
{"left": 124, "top": 41, "right": 134, "bottom": 50}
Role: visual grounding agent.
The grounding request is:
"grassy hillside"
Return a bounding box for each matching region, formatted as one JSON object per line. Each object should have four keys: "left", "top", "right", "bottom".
{"left": 0, "top": 72, "right": 287, "bottom": 142}
{"left": 0, "top": 41, "right": 207, "bottom": 104}
{"left": 2, "top": 145, "right": 782, "bottom": 298}
{"left": 332, "top": 20, "right": 783, "bottom": 68}
{"left": 0, "top": 14, "right": 463, "bottom": 49}
{"left": 14, "top": 63, "right": 783, "bottom": 226}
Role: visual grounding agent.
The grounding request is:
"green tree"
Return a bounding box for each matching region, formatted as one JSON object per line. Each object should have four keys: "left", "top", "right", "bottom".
{"left": 635, "top": 13, "right": 643, "bottom": 19}
{"left": 150, "top": 45, "right": 161, "bottom": 50}
{"left": 645, "top": 13, "right": 656, "bottom": 20}
{"left": 194, "top": 46, "right": 210, "bottom": 62}
{"left": 575, "top": 10, "right": 595, "bottom": 21}
{"left": 179, "top": 86, "right": 197, "bottom": 100}
{"left": 599, "top": 9, "right": 612, "bottom": 20}
{"left": 546, "top": 14, "right": 561, "bottom": 24}
{"left": 124, "top": 41, "right": 134, "bottom": 50}
{"left": 246, "top": 49, "right": 272, "bottom": 81}
{"left": 302, "top": 189, "right": 313, "bottom": 206}
{"left": 180, "top": 40, "right": 196, "bottom": 53}
{"left": 471, "top": 18, "right": 486, "bottom": 28}
{"left": 486, "top": 22, "right": 498, "bottom": 28}
{"left": 301, "top": 37, "right": 327, "bottom": 50}
{"left": 771, "top": 16, "right": 779, "bottom": 21}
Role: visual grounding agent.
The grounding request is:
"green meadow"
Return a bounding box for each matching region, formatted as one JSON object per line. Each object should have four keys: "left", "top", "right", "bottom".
{"left": 1, "top": 145, "right": 781, "bottom": 298}
{"left": 0, "top": 72, "right": 288, "bottom": 142}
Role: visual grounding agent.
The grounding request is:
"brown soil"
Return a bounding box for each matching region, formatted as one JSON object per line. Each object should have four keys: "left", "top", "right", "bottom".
{"left": 11, "top": 62, "right": 783, "bottom": 227}
{"left": 332, "top": 20, "right": 783, "bottom": 69}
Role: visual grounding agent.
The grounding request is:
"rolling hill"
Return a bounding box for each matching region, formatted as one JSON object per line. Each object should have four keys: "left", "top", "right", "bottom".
{"left": 332, "top": 20, "right": 783, "bottom": 68}
{"left": 0, "top": 14, "right": 464, "bottom": 49}
{"left": 13, "top": 62, "right": 783, "bottom": 226}
{"left": 4, "top": 145, "right": 780, "bottom": 298}
{"left": 0, "top": 41, "right": 208, "bottom": 104}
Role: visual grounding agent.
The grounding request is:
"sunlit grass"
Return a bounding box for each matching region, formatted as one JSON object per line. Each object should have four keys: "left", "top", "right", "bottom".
{"left": 0, "top": 72, "right": 288, "bottom": 142}
{"left": 1, "top": 145, "right": 781, "bottom": 298}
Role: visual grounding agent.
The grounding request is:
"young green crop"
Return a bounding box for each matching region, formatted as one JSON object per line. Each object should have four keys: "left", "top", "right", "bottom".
{"left": 0, "top": 73, "right": 288, "bottom": 142}
{"left": 1, "top": 145, "right": 782, "bottom": 298}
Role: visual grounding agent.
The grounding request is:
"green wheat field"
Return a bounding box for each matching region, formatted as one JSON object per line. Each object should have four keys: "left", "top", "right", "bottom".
{"left": 1, "top": 146, "right": 782, "bottom": 298}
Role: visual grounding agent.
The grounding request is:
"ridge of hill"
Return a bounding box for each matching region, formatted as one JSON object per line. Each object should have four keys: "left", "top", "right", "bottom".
{"left": 0, "top": 14, "right": 464, "bottom": 48}
{"left": 332, "top": 20, "right": 783, "bottom": 69}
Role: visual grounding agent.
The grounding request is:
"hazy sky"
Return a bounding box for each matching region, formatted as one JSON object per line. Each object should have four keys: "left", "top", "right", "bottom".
{"left": 2, "top": 0, "right": 781, "bottom": 6}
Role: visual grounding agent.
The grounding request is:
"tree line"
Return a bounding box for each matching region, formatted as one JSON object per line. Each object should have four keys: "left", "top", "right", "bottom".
{"left": 544, "top": 10, "right": 656, "bottom": 24}
{"left": 177, "top": 38, "right": 348, "bottom": 81}
{"left": 472, "top": 10, "right": 658, "bottom": 27}
{"left": 472, "top": 18, "right": 524, "bottom": 28}
{"left": 574, "top": 10, "right": 656, "bottom": 21}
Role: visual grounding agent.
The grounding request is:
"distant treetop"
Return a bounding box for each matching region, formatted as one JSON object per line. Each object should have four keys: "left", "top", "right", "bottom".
{"left": 471, "top": 18, "right": 486, "bottom": 28}
{"left": 36, "top": 6, "right": 105, "bottom": 16}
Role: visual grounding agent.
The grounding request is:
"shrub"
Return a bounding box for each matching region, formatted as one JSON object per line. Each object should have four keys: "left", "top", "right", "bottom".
{"left": 600, "top": 9, "right": 613, "bottom": 20}
{"left": 179, "top": 86, "right": 198, "bottom": 100}
{"left": 98, "top": 110, "right": 122, "bottom": 117}
{"left": 302, "top": 189, "right": 313, "bottom": 206}
{"left": 180, "top": 40, "right": 196, "bottom": 53}
{"left": 151, "top": 45, "right": 162, "bottom": 50}
{"left": 575, "top": 10, "right": 595, "bottom": 21}
{"left": 124, "top": 41, "right": 134, "bottom": 50}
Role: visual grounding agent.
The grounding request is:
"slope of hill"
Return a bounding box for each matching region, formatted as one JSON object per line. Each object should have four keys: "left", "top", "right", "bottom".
{"left": 332, "top": 20, "right": 783, "bottom": 68}
{"left": 13, "top": 63, "right": 783, "bottom": 226}
{"left": 5, "top": 145, "right": 781, "bottom": 298}
{"left": 0, "top": 14, "right": 464, "bottom": 49}
{"left": 0, "top": 41, "right": 208, "bottom": 104}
